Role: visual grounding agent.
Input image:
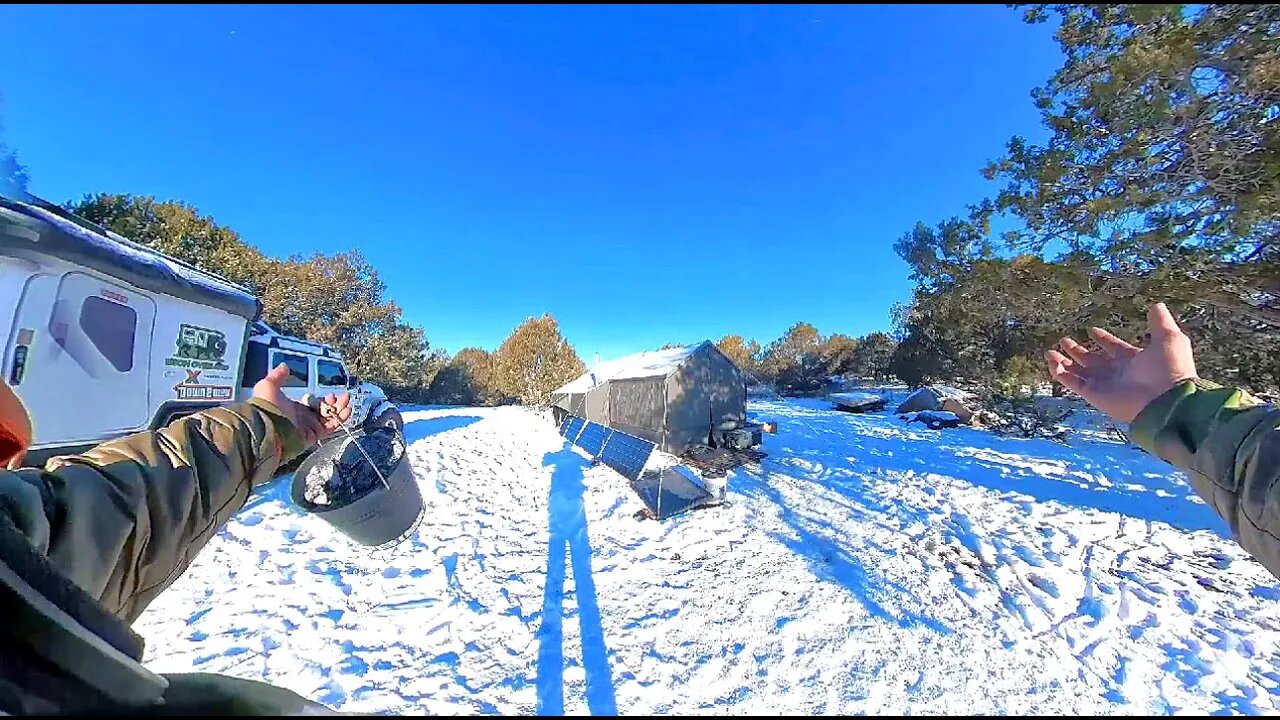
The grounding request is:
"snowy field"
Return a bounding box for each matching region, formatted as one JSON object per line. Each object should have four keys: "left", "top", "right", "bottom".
{"left": 134, "top": 400, "right": 1280, "bottom": 715}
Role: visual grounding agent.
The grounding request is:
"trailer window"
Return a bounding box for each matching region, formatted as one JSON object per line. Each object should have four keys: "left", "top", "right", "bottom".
{"left": 317, "top": 359, "right": 347, "bottom": 387}
{"left": 242, "top": 342, "right": 269, "bottom": 388}
{"left": 270, "top": 351, "right": 309, "bottom": 387}
{"left": 76, "top": 296, "right": 136, "bottom": 372}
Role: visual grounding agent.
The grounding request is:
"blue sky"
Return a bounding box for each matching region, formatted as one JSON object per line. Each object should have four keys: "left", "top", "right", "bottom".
{"left": 0, "top": 5, "right": 1060, "bottom": 360}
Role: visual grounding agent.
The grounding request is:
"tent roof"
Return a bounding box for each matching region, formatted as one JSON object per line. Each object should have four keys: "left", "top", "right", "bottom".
{"left": 552, "top": 342, "right": 709, "bottom": 395}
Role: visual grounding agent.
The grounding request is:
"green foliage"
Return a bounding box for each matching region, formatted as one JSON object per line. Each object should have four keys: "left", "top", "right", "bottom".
{"left": 493, "top": 314, "right": 585, "bottom": 405}
{"left": 851, "top": 332, "right": 896, "bottom": 380}
{"left": 760, "top": 322, "right": 827, "bottom": 394}
{"left": 67, "top": 193, "right": 442, "bottom": 397}
{"left": 893, "top": 4, "right": 1280, "bottom": 392}
{"left": 427, "top": 347, "right": 501, "bottom": 406}
{"left": 715, "top": 334, "right": 763, "bottom": 377}
{"left": 992, "top": 355, "right": 1045, "bottom": 400}
{"left": 819, "top": 334, "right": 859, "bottom": 376}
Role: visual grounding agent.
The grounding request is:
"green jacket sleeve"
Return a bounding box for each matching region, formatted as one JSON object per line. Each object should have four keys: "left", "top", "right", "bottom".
{"left": 1130, "top": 379, "right": 1280, "bottom": 577}
{"left": 0, "top": 399, "right": 305, "bottom": 623}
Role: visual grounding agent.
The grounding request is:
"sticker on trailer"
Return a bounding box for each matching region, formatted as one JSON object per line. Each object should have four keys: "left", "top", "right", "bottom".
{"left": 100, "top": 288, "right": 129, "bottom": 305}
{"left": 165, "top": 323, "right": 231, "bottom": 374}
{"left": 173, "top": 369, "right": 232, "bottom": 401}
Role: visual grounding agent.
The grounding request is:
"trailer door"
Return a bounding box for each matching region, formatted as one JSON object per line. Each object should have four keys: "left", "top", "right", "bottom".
{"left": 8, "top": 272, "right": 156, "bottom": 445}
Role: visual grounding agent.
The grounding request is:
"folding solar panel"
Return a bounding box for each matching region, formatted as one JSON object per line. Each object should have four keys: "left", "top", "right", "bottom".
{"left": 598, "top": 430, "right": 654, "bottom": 482}
{"left": 575, "top": 421, "right": 612, "bottom": 458}
{"left": 558, "top": 414, "right": 574, "bottom": 437}
{"left": 562, "top": 416, "right": 586, "bottom": 443}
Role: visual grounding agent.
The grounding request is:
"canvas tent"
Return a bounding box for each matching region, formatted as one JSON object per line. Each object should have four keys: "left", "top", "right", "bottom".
{"left": 550, "top": 341, "right": 746, "bottom": 456}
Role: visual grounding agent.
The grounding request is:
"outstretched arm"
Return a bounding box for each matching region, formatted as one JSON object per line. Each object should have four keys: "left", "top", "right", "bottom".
{"left": 1047, "top": 305, "right": 1280, "bottom": 577}
{"left": 0, "top": 364, "right": 350, "bottom": 622}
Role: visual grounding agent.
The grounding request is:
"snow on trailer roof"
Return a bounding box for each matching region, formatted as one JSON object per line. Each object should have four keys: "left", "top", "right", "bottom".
{"left": 552, "top": 342, "right": 706, "bottom": 395}
{"left": 0, "top": 198, "right": 261, "bottom": 321}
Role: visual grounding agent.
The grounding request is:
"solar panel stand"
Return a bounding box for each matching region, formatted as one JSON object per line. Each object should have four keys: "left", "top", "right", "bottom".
{"left": 594, "top": 429, "right": 615, "bottom": 464}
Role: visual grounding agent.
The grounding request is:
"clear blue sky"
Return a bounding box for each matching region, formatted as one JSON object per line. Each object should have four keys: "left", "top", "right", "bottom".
{"left": 0, "top": 5, "right": 1059, "bottom": 360}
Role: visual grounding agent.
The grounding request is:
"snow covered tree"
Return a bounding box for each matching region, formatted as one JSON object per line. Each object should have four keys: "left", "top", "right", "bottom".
{"left": 493, "top": 315, "right": 585, "bottom": 405}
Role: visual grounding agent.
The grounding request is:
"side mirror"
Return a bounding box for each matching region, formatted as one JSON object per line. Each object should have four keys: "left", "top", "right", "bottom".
{"left": 347, "top": 375, "right": 359, "bottom": 389}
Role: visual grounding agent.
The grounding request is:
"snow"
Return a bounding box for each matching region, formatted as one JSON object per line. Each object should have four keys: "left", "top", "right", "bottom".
{"left": 11, "top": 201, "right": 258, "bottom": 305}
{"left": 134, "top": 401, "right": 1280, "bottom": 714}
{"left": 553, "top": 343, "right": 704, "bottom": 394}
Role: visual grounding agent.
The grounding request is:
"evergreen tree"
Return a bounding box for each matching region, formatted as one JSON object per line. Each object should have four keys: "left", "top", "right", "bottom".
{"left": 493, "top": 315, "right": 585, "bottom": 405}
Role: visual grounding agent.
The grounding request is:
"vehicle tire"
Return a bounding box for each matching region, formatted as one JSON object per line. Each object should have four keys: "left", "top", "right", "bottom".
{"left": 365, "top": 407, "right": 404, "bottom": 435}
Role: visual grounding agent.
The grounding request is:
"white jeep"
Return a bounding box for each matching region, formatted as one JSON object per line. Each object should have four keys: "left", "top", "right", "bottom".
{"left": 0, "top": 194, "right": 402, "bottom": 466}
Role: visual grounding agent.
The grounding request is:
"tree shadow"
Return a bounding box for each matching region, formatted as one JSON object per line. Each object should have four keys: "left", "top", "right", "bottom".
{"left": 403, "top": 415, "right": 482, "bottom": 443}
{"left": 734, "top": 466, "right": 950, "bottom": 634}
{"left": 752, "top": 398, "right": 1231, "bottom": 537}
{"left": 536, "top": 446, "right": 617, "bottom": 716}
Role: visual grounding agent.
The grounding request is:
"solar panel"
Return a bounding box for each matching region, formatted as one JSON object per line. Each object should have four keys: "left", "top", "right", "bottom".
{"left": 575, "top": 422, "right": 612, "bottom": 457}
{"left": 598, "top": 430, "right": 654, "bottom": 482}
{"left": 558, "top": 414, "right": 574, "bottom": 437}
{"left": 562, "top": 416, "right": 586, "bottom": 443}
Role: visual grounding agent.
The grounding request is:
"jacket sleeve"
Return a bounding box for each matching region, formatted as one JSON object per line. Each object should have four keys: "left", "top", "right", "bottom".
{"left": 0, "top": 398, "right": 305, "bottom": 623}
{"left": 1130, "top": 378, "right": 1280, "bottom": 577}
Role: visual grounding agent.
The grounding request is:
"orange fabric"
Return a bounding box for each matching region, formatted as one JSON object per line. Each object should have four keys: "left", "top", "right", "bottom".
{"left": 0, "top": 382, "right": 32, "bottom": 466}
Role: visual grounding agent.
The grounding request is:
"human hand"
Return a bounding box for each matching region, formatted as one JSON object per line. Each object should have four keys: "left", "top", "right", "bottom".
{"left": 1044, "top": 303, "right": 1198, "bottom": 424}
{"left": 253, "top": 363, "right": 352, "bottom": 446}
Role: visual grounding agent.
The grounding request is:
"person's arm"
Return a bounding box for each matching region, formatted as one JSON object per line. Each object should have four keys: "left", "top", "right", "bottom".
{"left": 0, "top": 363, "right": 349, "bottom": 623}
{"left": 1128, "top": 379, "right": 1280, "bottom": 574}
{"left": 1046, "top": 303, "right": 1280, "bottom": 578}
{"left": 3, "top": 398, "right": 303, "bottom": 623}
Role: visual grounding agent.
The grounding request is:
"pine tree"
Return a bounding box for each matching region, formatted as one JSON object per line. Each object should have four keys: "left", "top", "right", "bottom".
{"left": 493, "top": 315, "right": 585, "bottom": 405}
{"left": 761, "top": 322, "right": 827, "bottom": 395}
{"left": 428, "top": 348, "right": 499, "bottom": 406}
{"left": 715, "top": 334, "right": 762, "bottom": 377}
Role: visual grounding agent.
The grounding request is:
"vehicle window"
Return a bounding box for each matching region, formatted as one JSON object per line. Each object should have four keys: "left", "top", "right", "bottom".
{"left": 76, "top": 296, "right": 136, "bottom": 372}
{"left": 318, "top": 359, "right": 347, "bottom": 387}
{"left": 271, "top": 351, "right": 309, "bottom": 387}
{"left": 242, "top": 342, "right": 269, "bottom": 388}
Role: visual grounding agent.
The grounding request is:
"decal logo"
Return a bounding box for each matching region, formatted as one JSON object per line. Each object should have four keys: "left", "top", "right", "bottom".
{"left": 173, "top": 368, "right": 233, "bottom": 401}
{"left": 100, "top": 288, "right": 129, "bottom": 305}
{"left": 165, "top": 323, "right": 231, "bottom": 372}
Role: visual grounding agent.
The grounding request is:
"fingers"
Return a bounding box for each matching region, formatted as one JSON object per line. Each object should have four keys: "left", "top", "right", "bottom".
{"left": 1058, "top": 337, "right": 1093, "bottom": 367}
{"left": 320, "top": 393, "right": 353, "bottom": 429}
{"left": 1148, "top": 302, "right": 1183, "bottom": 338}
{"left": 293, "top": 408, "right": 324, "bottom": 445}
{"left": 1087, "top": 326, "right": 1138, "bottom": 357}
{"left": 264, "top": 362, "right": 290, "bottom": 385}
{"left": 1045, "top": 349, "right": 1088, "bottom": 395}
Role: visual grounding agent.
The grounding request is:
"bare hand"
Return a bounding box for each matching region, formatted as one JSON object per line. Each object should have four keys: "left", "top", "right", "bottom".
{"left": 1045, "top": 303, "right": 1198, "bottom": 424}
{"left": 252, "top": 363, "right": 352, "bottom": 446}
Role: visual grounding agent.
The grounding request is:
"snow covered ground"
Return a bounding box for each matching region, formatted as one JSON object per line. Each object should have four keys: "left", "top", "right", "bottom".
{"left": 134, "top": 400, "right": 1280, "bottom": 715}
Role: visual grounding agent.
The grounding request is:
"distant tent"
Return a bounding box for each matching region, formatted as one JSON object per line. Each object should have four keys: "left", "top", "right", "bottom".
{"left": 896, "top": 385, "right": 973, "bottom": 414}
{"left": 549, "top": 341, "right": 746, "bottom": 456}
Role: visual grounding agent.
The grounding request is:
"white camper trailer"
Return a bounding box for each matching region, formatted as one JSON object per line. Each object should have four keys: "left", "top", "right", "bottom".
{"left": 0, "top": 196, "right": 400, "bottom": 464}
